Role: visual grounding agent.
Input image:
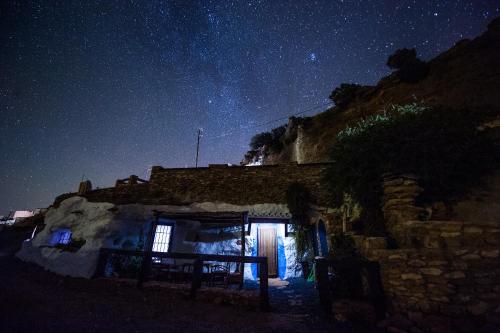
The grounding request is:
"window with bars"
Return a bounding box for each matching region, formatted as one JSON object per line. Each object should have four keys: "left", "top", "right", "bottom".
{"left": 58, "top": 231, "right": 72, "bottom": 244}
{"left": 49, "top": 228, "right": 72, "bottom": 246}
{"left": 152, "top": 224, "right": 173, "bottom": 253}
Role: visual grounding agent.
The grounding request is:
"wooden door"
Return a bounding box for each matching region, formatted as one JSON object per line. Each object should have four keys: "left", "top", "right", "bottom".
{"left": 258, "top": 227, "right": 278, "bottom": 277}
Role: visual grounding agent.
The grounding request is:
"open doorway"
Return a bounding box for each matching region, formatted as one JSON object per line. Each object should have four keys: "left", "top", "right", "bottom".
{"left": 257, "top": 227, "right": 278, "bottom": 277}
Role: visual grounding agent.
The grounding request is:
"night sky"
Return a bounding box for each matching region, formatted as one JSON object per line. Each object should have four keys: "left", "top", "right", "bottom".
{"left": 1, "top": 1, "right": 499, "bottom": 214}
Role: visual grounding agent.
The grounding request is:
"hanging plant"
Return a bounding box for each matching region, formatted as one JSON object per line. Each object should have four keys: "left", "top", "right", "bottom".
{"left": 286, "top": 183, "right": 313, "bottom": 262}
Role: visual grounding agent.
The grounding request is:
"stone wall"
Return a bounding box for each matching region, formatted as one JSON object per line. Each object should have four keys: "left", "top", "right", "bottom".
{"left": 53, "top": 163, "right": 330, "bottom": 208}
{"left": 382, "top": 174, "right": 424, "bottom": 245}
{"left": 149, "top": 162, "right": 330, "bottom": 206}
{"left": 365, "top": 221, "right": 500, "bottom": 332}
{"left": 354, "top": 175, "right": 500, "bottom": 331}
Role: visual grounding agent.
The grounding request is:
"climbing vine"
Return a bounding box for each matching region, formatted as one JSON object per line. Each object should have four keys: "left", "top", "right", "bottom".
{"left": 286, "top": 183, "right": 313, "bottom": 262}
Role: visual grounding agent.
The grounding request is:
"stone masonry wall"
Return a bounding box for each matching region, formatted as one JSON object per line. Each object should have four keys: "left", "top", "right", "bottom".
{"left": 364, "top": 221, "right": 500, "bottom": 332}
{"left": 53, "top": 163, "right": 330, "bottom": 207}
{"left": 367, "top": 174, "right": 500, "bottom": 332}
{"left": 148, "top": 162, "right": 330, "bottom": 206}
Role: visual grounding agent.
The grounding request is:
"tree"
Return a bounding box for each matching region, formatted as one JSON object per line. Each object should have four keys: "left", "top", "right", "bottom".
{"left": 249, "top": 125, "right": 286, "bottom": 153}
{"left": 250, "top": 132, "right": 273, "bottom": 150}
{"left": 387, "top": 48, "right": 429, "bottom": 83}
{"left": 329, "top": 83, "right": 364, "bottom": 108}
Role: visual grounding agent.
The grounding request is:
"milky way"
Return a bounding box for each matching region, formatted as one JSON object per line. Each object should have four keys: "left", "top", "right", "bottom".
{"left": 0, "top": 0, "right": 499, "bottom": 212}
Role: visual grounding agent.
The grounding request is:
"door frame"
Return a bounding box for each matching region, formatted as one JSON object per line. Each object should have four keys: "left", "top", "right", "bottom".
{"left": 257, "top": 226, "right": 278, "bottom": 278}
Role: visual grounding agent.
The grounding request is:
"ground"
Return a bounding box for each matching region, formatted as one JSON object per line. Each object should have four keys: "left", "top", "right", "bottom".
{"left": 0, "top": 227, "right": 341, "bottom": 333}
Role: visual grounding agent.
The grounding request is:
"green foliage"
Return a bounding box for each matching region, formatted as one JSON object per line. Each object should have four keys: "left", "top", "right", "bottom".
{"left": 325, "top": 104, "right": 498, "bottom": 236}
{"left": 330, "top": 233, "right": 357, "bottom": 259}
{"left": 387, "top": 48, "right": 428, "bottom": 83}
{"left": 249, "top": 125, "right": 286, "bottom": 154}
{"left": 285, "top": 182, "right": 311, "bottom": 225}
{"left": 286, "top": 182, "right": 313, "bottom": 261}
{"left": 250, "top": 132, "right": 273, "bottom": 150}
{"left": 294, "top": 225, "right": 312, "bottom": 262}
{"left": 329, "top": 83, "right": 365, "bottom": 108}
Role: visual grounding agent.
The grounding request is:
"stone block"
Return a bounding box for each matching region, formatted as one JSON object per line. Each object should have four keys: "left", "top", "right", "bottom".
{"left": 430, "top": 296, "right": 450, "bottom": 303}
{"left": 401, "top": 273, "right": 424, "bottom": 280}
{"left": 464, "top": 226, "right": 483, "bottom": 234}
{"left": 408, "top": 260, "right": 426, "bottom": 267}
{"left": 461, "top": 254, "right": 481, "bottom": 260}
{"left": 420, "top": 268, "right": 443, "bottom": 276}
{"left": 390, "top": 253, "right": 408, "bottom": 260}
{"left": 467, "top": 301, "right": 490, "bottom": 315}
{"left": 444, "top": 271, "right": 466, "bottom": 279}
{"left": 480, "top": 249, "right": 499, "bottom": 258}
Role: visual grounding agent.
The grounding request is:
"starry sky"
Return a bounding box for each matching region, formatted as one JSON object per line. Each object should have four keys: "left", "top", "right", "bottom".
{"left": 1, "top": 0, "right": 499, "bottom": 214}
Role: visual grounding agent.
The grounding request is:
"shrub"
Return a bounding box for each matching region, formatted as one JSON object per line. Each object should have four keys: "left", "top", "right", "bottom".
{"left": 250, "top": 132, "right": 273, "bottom": 150}
{"left": 387, "top": 48, "right": 429, "bottom": 83}
{"left": 286, "top": 182, "right": 313, "bottom": 262}
{"left": 324, "top": 104, "right": 498, "bottom": 236}
{"left": 286, "top": 182, "right": 311, "bottom": 226}
{"left": 249, "top": 124, "right": 286, "bottom": 154}
{"left": 329, "top": 83, "right": 365, "bottom": 108}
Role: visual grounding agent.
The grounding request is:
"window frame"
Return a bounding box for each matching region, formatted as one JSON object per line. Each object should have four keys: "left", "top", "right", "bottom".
{"left": 151, "top": 222, "right": 175, "bottom": 253}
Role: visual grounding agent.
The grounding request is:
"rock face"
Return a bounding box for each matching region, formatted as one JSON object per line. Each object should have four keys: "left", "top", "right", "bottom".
{"left": 256, "top": 17, "right": 500, "bottom": 165}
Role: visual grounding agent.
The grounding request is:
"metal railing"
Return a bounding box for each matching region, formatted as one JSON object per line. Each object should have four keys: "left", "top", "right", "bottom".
{"left": 95, "top": 248, "right": 270, "bottom": 310}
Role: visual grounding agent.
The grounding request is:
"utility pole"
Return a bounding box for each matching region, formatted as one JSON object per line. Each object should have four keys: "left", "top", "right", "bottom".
{"left": 195, "top": 128, "right": 203, "bottom": 167}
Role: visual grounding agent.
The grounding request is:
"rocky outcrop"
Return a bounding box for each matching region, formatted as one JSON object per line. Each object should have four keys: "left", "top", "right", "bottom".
{"left": 254, "top": 17, "right": 500, "bottom": 165}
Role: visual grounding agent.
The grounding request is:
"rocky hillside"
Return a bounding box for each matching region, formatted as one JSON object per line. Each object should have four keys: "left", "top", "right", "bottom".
{"left": 245, "top": 17, "right": 500, "bottom": 165}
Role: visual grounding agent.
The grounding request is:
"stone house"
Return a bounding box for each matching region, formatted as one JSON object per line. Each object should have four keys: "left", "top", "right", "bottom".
{"left": 17, "top": 162, "right": 334, "bottom": 280}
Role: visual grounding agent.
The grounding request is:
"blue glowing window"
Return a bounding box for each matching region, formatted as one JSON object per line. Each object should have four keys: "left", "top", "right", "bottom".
{"left": 50, "top": 229, "right": 72, "bottom": 246}
{"left": 59, "top": 231, "right": 72, "bottom": 244}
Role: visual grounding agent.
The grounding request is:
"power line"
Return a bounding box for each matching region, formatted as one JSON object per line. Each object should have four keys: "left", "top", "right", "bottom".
{"left": 203, "top": 101, "right": 333, "bottom": 141}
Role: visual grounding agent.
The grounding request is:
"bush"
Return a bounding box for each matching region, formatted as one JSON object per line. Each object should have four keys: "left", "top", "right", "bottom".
{"left": 324, "top": 104, "right": 498, "bottom": 236}
{"left": 286, "top": 182, "right": 311, "bottom": 225}
{"left": 286, "top": 182, "right": 313, "bottom": 262}
{"left": 250, "top": 132, "right": 273, "bottom": 150}
{"left": 387, "top": 48, "right": 429, "bottom": 83}
{"left": 329, "top": 83, "right": 365, "bottom": 108}
{"left": 249, "top": 125, "right": 286, "bottom": 154}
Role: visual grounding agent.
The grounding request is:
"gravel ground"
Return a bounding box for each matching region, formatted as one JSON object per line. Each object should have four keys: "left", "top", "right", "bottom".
{"left": 0, "top": 228, "right": 339, "bottom": 333}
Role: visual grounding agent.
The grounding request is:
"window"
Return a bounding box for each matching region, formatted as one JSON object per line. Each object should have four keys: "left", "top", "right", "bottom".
{"left": 49, "top": 228, "right": 72, "bottom": 246}
{"left": 152, "top": 224, "right": 173, "bottom": 252}
{"left": 285, "top": 222, "right": 295, "bottom": 237}
{"left": 59, "top": 231, "right": 72, "bottom": 244}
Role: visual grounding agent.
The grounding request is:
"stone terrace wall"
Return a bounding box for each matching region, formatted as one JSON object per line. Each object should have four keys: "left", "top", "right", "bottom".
{"left": 148, "top": 162, "right": 330, "bottom": 206}
{"left": 363, "top": 221, "right": 500, "bottom": 332}
{"left": 348, "top": 174, "right": 500, "bottom": 331}
{"left": 52, "top": 163, "right": 330, "bottom": 207}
